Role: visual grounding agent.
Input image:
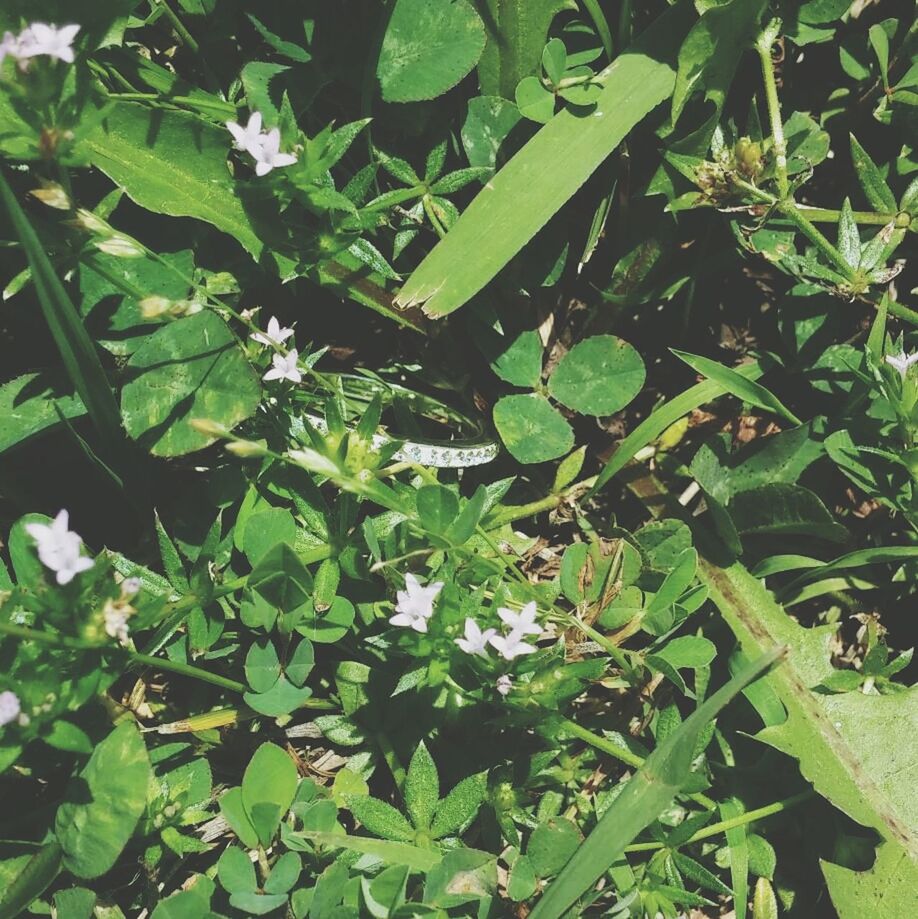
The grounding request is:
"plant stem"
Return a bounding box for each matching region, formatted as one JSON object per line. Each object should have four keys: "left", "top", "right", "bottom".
{"left": 105, "top": 91, "right": 236, "bottom": 118}
{"left": 793, "top": 207, "right": 910, "bottom": 228}
{"left": 153, "top": 0, "right": 201, "bottom": 54}
{"left": 624, "top": 790, "right": 814, "bottom": 852}
{"left": 556, "top": 715, "right": 717, "bottom": 809}
{"left": 756, "top": 20, "right": 789, "bottom": 199}
{"left": 0, "top": 621, "right": 244, "bottom": 693}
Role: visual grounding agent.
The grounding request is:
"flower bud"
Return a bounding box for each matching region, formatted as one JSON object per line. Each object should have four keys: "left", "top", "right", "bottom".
{"left": 189, "top": 418, "right": 229, "bottom": 437}
{"left": 225, "top": 439, "right": 268, "bottom": 458}
{"left": 140, "top": 296, "right": 174, "bottom": 320}
{"left": 70, "top": 208, "right": 111, "bottom": 234}
{"left": 95, "top": 235, "right": 145, "bottom": 258}
{"left": 29, "top": 181, "right": 70, "bottom": 210}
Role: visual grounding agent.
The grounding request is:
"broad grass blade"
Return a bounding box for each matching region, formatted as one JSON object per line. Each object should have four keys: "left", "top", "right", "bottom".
{"left": 395, "top": 2, "right": 694, "bottom": 318}
{"left": 529, "top": 648, "right": 784, "bottom": 919}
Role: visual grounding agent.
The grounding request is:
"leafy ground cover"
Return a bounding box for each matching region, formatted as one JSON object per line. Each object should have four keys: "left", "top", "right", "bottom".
{"left": 0, "top": 1, "right": 916, "bottom": 917}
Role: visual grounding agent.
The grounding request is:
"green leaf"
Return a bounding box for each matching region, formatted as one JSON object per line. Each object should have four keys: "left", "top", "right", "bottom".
{"left": 542, "top": 38, "right": 567, "bottom": 84}
{"left": 508, "top": 854, "right": 538, "bottom": 900}
{"left": 730, "top": 483, "right": 848, "bottom": 543}
{"left": 416, "top": 485, "right": 459, "bottom": 535}
{"left": 849, "top": 135, "right": 897, "bottom": 213}
{"left": 837, "top": 198, "right": 861, "bottom": 268}
{"left": 55, "top": 723, "right": 152, "bottom": 878}
{"left": 528, "top": 817, "right": 581, "bottom": 878}
{"left": 0, "top": 842, "right": 62, "bottom": 919}
{"left": 430, "top": 773, "right": 486, "bottom": 839}
{"left": 529, "top": 650, "right": 782, "bottom": 919}
{"left": 671, "top": 350, "right": 801, "bottom": 426}
{"left": 286, "top": 639, "right": 315, "bottom": 687}
{"left": 0, "top": 373, "right": 85, "bottom": 456}
{"left": 868, "top": 23, "right": 890, "bottom": 88}
{"left": 218, "top": 787, "right": 259, "bottom": 849}
{"left": 241, "top": 744, "right": 298, "bottom": 847}
{"left": 265, "top": 852, "right": 302, "bottom": 894}
{"left": 249, "top": 543, "right": 313, "bottom": 611}
{"left": 217, "top": 846, "right": 256, "bottom": 894}
{"left": 822, "top": 840, "right": 918, "bottom": 919}
{"left": 489, "top": 330, "right": 543, "bottom": 388}
{"left": 0, "top": 173, "right": 123, "bottom": 458}
{"left": 461, "top": 95, "right": 523, "bottom": 170}
{"left": 721, "top": 799, "right": 749, "bottom": 919}
{"left": 297, "top": 830, "right": 441, "bottom": 871}
{"left": 671, "top": 0, "right": 766, "bottom": 124}
{"left": 548, "top": 335, "right": 645, "bottom": 416}
{"left": 493, "top": 393, "right": 574, "bottom": 464}
{"left": 242, "top": 508, "right": 297, "bottom": 565}
{"left": 245, "top": 640, "right": 281, "bottom": 693}
{"left": 377, "top": 0, "right": 486, "bottom": 103}
{"left": 348, "top": 796, "right": 416, "bottom": 843}
{"left": 515, "top": 75, "right": 556, "bottom": 123}
{"left": 478, "top": 0, "right": 576, "bottom": 98}
{"left": 245, "top": 672, "right": 311, "bottom": 716}
{"left": 396, "top": 3, "right": 693, "bottom": 317}
{"left": 405, "top": 742, "right": 440, "bottom": 831}
{"left": 121, "top": 311, "right": 260, "bottom": 456}
{"left": 52, "top": 887, "right": 96, "bottom": 919}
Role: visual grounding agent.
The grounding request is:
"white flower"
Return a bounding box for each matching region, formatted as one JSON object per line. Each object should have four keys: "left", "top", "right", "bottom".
{"left": 389, "top": 573, "right": 443, "bottom": 633}
{"left": 263, "top": 349, "right": 303, "bottom": 384}
{"left": 885, "top": 351, "right": 918, "bottom": 378}
{"left": 103, "top": 600, "right": 131, "bottom": 645}
{"left": 455, "top": 618, "right": 496, "bottom": 657}
{"left": 0, "top": 691, "right": 21, "bottom": 727}
{"left": 0, "top": 31, "right": 20, "bottom": 65}
{"left": 226, "top": 112, "right": 264, "bottom": 154}
{"left": 24, "top": 510, "right": 94, "bottom": 586}
{"left": 496, "top": 675, "right": 513, "bottom": 697}
{"left": 17, "top": 23, "right": 80, "bottom": 63}
{"left": 121, "top": 577, "right": 142, "bottom": 598}
{"left": 497, "top": 601, "right": 542, "bottom": 638}
{"left": 251, "top": 128, "right": 297, "bottom": 177}
{"left": 488, "top": 631, "right": 537, "bottom": 660}
{"left": 250, "top": 316, "right": 294, "bottom": 348}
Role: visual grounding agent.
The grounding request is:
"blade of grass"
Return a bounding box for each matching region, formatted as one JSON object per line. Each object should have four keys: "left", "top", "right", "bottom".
{"left": 395, "top": 1, "right": 695, "bottom": 317}
{"left": 671, "top": 350, "right": 801, "bottom": 426}
{"left": 589, "top": 357, "right": 767, "bottom": 496}
{"left": 529, "top": 648, "right": 784, "bottom": 919}
{"left": 0, "top": 171, "right": 123, "bottom": 456}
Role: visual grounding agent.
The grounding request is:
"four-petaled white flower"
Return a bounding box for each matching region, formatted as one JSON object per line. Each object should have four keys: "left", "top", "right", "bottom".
{"left": 495, "top": 675, "right": 513, "bottom": 697}
{"left": 455, "top": 618, "right": 497, "bottom": 657}
{"left": 121, "top": 577, "right": 142, "bottom": 597}
{"left": 488, "top": 631, "right": 537, "bottom": 660}
{"left": 24, "top": 510, "right": 94, "bottom": 585}
{"left": 250, "top": 315, "right": 294, "bottom": 348}
{"left": 885, "top": 351, "right": 918, "bottom": 378}
{"left": 390, "top": 573, "right": 443, "bottom": 633}
{"left": 226, "top": 112, "right": 264, "bottom": 153}
{"left": 0, "top": 691, "right": 21, "bottom": 727}
{"left": 497, "top": 602, "right": 542, "bottom": 638}
{"left": 17, "top": 23, "right": 80, "bottom": 63}
{"left": 263, "top": 349, "right": 302, "bottom": 384}
{"left": 251, "top": 127, "right": 298, "bottom": 176}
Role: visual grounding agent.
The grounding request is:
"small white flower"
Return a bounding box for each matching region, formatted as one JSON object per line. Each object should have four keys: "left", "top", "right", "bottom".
{"left": 121, "top": 577, "right": 142, "bottom": 597}
{"left": 24, "top": 510, "right": 93, "bottom": 586}
{"left": 497, "top": 601, "right": 542, "bottom": 638}
{"left": 94, "top": 235, "right": 145, "bottom": 258}
{"left": 455, "top": 618, "right": 496, "bottom": 657}
{"left": 250, "top": 316, "right": 294, "bottom": 348}
{"left": 0, "top": 31, "right": 20, "bottom": 65}
{"left": 389, "top": 573, "right": 443, "bottom": 633}
{"left": 885, "top": 351, "right": 918, "bottom": 378}
{"left": 496, "top": 675, "right": 513, "bottom": 697}
{"left": 17, "top": 23, "right": 80, "bottom": 63}
{"left": 103, "top": 600, "right": 131, "bottom": 645}
{"left": 488, "top": 631, "right": 537, "bottom": 660}
{"left": 0, "top": 691, "right": 21, "bottom": 727}
{"left": 226, "top": 111, "right": 264, "bottom": 154}
{"left": 251, "top": 127, "right": 298, "bottom": 177}
{"left": 262, "top": 349, "right": 303, "bottom": 384}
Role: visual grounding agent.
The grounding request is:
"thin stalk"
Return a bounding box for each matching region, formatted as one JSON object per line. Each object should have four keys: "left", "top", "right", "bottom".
{"left": 104, "top": 91, "right": 236, "bottom": 118}
{"left": 0, "top": 621, "right": 244, "bottom": 694}
{"left": 623, "top": 790, "right": 814, "bottom": 852}
{"left": 756, "top": 21, "right": 788, "bottom": 199}
{"left": 793, "top": 207, "right": 910, "bottom": 228}
{"left": 557, "top": 716, "right": 717, "bottom": 810}
{"left": 777, "top": 202, "right": 858, "bottom": 280}
{"left": 153, "top": 0, "right": 201, "bottom": 54}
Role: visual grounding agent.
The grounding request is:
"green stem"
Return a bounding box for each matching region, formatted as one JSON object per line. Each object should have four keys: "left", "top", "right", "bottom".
{"left": 105, "top": 91, "right": 236, "bottom": 118}
{"left": 153, "top": 0, "right": 201, "bottom": 54}
{"left": 557, "top": 716, "right": 717, "bottom": 809}
{"left": 793, "top": 207, "right": 910, "bottom": 228}
{"left": 624, "top": 790, "right": 814, "bottom": 852}
{"left": 756, "top": 20, "right": 788, "bottom": 199}
{"left": 0, "top": 621, "right": 244, "bottom": 694}
{"left": 777, "top": 201, "right": 857, "bottom": 280}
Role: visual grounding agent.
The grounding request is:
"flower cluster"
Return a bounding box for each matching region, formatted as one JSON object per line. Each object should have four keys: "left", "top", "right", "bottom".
{"left": 0, "top": 23, "right": 80, "bottom": 67}
{"left": 226, "top": 112, "right": 298, "bottom": 176}
{"left": 25, "top": 510, "right": 93, "bottom": 586}
{"left": 0, "top": 691, "right": 21, "bottom": 728}
{"left": 250, "top": 316, "right": 302, "bottom": 383}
